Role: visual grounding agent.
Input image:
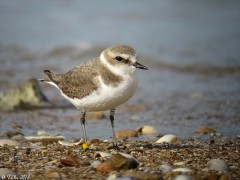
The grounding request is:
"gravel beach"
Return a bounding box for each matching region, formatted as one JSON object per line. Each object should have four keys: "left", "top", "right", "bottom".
{"left": 0, "top": 135, "right": 239, "bottom": 179}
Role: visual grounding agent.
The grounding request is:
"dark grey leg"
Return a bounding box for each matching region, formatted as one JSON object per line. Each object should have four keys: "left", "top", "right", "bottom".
{"left": 80, "top": 111, "right": 87, "bottom": 143}
{"left": 110, "top": 109, "right": 118, "bottom": 148}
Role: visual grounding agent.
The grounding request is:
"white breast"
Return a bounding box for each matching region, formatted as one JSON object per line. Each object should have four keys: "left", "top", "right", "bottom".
{"left": 62, "top": 72, "right": 138, "bottom": 111}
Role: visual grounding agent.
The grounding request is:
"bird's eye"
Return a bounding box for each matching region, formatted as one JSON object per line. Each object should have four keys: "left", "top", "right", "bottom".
{"left": 115, "top": 56, "right": 123, "bottom": 61}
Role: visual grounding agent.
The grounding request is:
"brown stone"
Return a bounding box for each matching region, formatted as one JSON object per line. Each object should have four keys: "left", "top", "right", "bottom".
{"left": 115, "top": 129, "right": 138, "bottom": 138}
{"left": 96, "top": 162, "right": 117, "bottom": 173}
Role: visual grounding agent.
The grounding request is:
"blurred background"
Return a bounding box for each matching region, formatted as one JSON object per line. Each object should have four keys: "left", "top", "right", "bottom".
{"left": 0, "top": 0, "right": 240, "bottom": 140}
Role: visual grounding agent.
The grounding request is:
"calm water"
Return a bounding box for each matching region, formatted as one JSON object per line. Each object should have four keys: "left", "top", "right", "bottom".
{"left": 0, "top": 0, "right": 240, "bottom": 139}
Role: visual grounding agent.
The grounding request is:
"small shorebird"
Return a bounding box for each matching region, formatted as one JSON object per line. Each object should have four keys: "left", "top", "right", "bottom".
{"left": 41, "top": 45, "right": 148, "bottom": 147}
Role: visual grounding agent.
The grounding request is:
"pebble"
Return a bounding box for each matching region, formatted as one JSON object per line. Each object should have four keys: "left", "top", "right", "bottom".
{"left": 207, "top": 159, "right": 229, "bottom": 172}
{"left": 173, "top": 167, "right": 193, "bottom": 173}
{"left": 115, "top": 129, "right": 138, "bottom": 138}
{"left": 25, "top": 135, "right": 64, "bottom": 142}
{"left": 96, "top": 153, "right": 139, "bottom": 172}
{"left": 137, "top": 125, "right": 158, "bottom": 135}
{"left": 174, "top": 175, "right": 194, "bottom": 180}
{"left": 195, "top": 127, "right": 215, "bottom": 134}
{"left": 96, "top": 162, "right": 118, "bottom": 172}
{"left": 58, "top": 140, "right": 82, "bottom": 146}
{"left": 0, "top": 139, "right": 20, "bottom": 146}
{"left": 155, "top": 134, "right": 178, "bottom": 144}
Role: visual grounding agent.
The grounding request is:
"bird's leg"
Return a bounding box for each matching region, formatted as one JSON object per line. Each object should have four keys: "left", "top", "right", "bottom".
{"left": 110, "top": 109, "right": 118, "bottom": 148}
{"left": 80, "top": 111, "right": 87, "bottom": 143}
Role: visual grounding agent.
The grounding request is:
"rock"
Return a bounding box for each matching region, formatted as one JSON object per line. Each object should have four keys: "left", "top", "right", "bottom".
{"left": 107, "top": 153, "right": 138, "bottom": 170}
{"left": 137, "top": 125, "right": 158, "bottom": 135}
{"left": 96, "top": 153, "right": 138, "bottom": 172}
{"left": 195, "top": 127, "right": 216, "bottom": 134}
{"left": 123, "top": 171, "right": 163, "bottom": 180}
{"left": 115, "top": 129, "right": 138, "bottom": 138}
{"left": 0, "top": 139, "right": 20, "bottom": 146}
{"left": 207, "top": 159, "right": 229, "bottom": 172}
{"left": 174, "top": 175, "right": 194, "bottom": 180}
{"left": 25, "top": 135, "right": 64, "bottom": 142}
{"left": 155, "top": 134, "right": 178, "bottom": 144}
{"left": 0, "top": 79, "right": 48, "bottom": 111}
{"left": 96, "top": 162, "right": 118, "bottom": 173}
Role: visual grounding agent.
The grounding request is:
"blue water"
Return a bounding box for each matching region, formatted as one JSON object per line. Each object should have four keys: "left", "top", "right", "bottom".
{"left": 0, "top": 0, "right": 240, "bottom": 66}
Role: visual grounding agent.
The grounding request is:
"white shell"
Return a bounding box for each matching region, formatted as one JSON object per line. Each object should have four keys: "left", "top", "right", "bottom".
{"left": 155, "top": 134, "right": 178, "bottom": 144}
{"left": 25, "top": 135, "right": 65, "bottom": 142}
{"left": 174, "top": 175, "right": 194, "bottom": 180}
{"left": 94, "top": 151, "right": 112, "bottom": 158}
{"left": 173, "top": 167, "right": 193, "bottom": 173}
{"left": 137, "top": 125, "right": 158, "bottom": 135}
{"left": 207, "top": 159, "right": 229, "bottom": 171}
{"left": 58, "top": 140, "right": 82, "bottom": 146}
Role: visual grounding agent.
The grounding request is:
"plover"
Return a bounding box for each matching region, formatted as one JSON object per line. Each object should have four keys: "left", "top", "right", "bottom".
{"left": 41, "top": 45, "right": 148, "bottom": 147}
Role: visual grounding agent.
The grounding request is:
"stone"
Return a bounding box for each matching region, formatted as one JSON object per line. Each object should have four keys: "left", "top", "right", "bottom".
{"left": 155, "top": 134, "right": 178, "bottom": 144}
{"left": 137, "top": 125, "right": 158, "bottom": 135}
{"left": 115, "top": 129, "right": 138, "bottom": 138}
{"left": 195, "top": 127, "right": 216, "bottom": 134}
{"left": 207, "top": 159, "right": 229, "bottom": 172}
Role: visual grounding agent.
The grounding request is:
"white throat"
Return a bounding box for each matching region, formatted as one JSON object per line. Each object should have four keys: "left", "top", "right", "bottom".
{"left": 100, "top": 53, "right": 136, "bottom": 76}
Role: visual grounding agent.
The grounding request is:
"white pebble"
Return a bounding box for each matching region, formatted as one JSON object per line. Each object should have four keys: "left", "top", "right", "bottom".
{"left": 137, "top": 125, "right": 158, "bottom": 135}
{"left": 174, "top": 175, "right": 194, "bottom": 180}
{"left": 58, "top": 140, "right": 81, "bottom": 146}
{"left": 173, "top": 167, "right": 193, "bottom": 173}
{"left": 155, "top": 134, "right": 178, "bottom": 144}
{"left": 207, "top": 159, "right": 229, "bottom": 171}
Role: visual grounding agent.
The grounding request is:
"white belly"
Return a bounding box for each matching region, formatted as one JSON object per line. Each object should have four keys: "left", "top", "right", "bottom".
{"left": 62, "top": 73, "right": 138, "bottom": 111}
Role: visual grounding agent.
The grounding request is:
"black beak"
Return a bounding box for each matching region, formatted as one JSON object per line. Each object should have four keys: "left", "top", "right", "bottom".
{"left": 133, "top": 62, "right": 148, "bottom": 70}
